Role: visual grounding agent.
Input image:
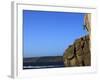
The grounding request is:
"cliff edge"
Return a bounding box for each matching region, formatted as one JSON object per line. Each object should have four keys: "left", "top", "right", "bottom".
{"left": 63, "top": 35, "right": 90, "bottom": 67}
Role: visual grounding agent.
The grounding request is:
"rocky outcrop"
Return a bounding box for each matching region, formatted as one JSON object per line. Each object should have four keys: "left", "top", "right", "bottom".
{"left": 84, "top": 13, "right": 91, "bottom": 33}
{"left": 63, "top": 35, "right": 90, "bottom": 67}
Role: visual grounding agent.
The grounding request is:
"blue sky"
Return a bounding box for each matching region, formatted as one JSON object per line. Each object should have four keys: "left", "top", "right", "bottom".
{"left": 23, "top": 10, "right": 87, "bottom": 58}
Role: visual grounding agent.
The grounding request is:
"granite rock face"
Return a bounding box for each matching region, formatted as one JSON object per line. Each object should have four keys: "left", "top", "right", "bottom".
{"left": 63, "top": 35, "right": 90, "bottom": 67}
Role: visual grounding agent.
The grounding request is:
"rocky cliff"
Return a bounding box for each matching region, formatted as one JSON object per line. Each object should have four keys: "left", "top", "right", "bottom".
{"left": 63, "top": 35, "right": 90, "bottom": 67}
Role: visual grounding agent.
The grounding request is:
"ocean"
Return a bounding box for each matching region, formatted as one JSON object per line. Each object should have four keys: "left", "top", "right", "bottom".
{"left": 23, "top": 61, "right": 65, "bottom": 69}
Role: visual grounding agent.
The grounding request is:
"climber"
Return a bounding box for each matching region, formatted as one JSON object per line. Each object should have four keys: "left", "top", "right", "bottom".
{"left": 83, "top": 13, "right": 91, "bottom": 33}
